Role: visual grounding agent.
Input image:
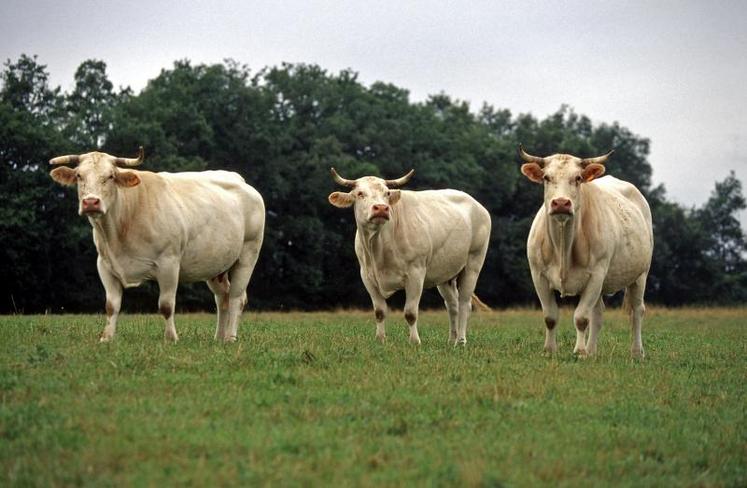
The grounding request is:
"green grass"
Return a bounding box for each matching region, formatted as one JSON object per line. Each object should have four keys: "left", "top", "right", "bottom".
{"left": 1, "top": 308, "right": 745, "bottom": 486}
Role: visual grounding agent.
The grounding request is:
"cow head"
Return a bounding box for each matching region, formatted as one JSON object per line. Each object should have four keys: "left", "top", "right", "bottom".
{"left": 49, "top": 147, "right": 144, "bottom": 218}
{"left": 328, "top": 167, "right": 414, "bottom": 230}
{"left": 519, "top": 145, "right": 611, "bottom": 221}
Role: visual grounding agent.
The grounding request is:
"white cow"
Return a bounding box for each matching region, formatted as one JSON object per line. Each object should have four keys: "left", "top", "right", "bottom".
{"left": 519, "top": 146, "right": 653, "bottom": 357}
{"left": 328, "top": 168, "right": 491, "bottom": 345}
{"left": 49, "top": 147, "right": 265, "bottom": 343}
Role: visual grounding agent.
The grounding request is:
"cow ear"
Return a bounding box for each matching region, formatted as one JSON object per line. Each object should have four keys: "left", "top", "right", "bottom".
{"left": 50, "top": 167, "right": 77, "bottom": 186}
{"left": 328, "top": 191, "right": 354, "bottom": 208}
{"left": 115, "top": 170, "right": 141, "bottom": 188}
{"left": 388, "top": 190, "right": 401, "bottom": 205}
{"left": 581, "top": 163, "right": 605, "bottom": 182}
{"left": 521, "top": 163, "right": 544, "bottom": 184}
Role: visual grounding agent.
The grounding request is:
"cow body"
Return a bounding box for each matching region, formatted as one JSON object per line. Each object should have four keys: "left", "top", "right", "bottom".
{"left": 91, "top": 170, "right": 262, "bottom": 286}
{"left": 50, "top": 150, "right": 264, "bottom": 342}
{"left": 520, "top": 148, "right": 653, "bottom": 357}
{"left": 355, "top": 189, "right": 488, "bottom": 294}
{"left": 329, "top": 171, "right": 490, "bottom": 345}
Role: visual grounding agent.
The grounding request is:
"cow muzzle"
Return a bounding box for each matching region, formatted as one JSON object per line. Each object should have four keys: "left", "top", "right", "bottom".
{"left": 81, "top": 197, "right": 103, "bottom": 216}
{"left": 369, "top": 204, "right": 390, "bottom": 222}
{"left": 549, "top": 197, "right": 573, "bottom": 216}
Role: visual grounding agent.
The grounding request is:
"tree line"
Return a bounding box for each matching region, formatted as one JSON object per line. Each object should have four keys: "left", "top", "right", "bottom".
{"left": 1, "top": 55, "right": 745, "bottom": 313}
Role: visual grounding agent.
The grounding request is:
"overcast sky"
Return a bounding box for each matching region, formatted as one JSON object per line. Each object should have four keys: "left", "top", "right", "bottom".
{"left": 2, "top": 0, "right": 746, "bottom": 227}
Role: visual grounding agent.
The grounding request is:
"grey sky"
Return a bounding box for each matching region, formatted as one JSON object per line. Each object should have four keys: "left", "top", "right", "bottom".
{"left": 2, "top": 0, "right": 746, "bottom": 227}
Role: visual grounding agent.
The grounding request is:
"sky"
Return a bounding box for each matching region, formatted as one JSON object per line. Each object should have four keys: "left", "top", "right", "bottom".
{"left": 2, "top": 0, "right": 746, "bottom": 227}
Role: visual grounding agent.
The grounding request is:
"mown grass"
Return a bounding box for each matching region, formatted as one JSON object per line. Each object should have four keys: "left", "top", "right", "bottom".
{"left": 1, "top": 308, "right": 745, "bottom": 486}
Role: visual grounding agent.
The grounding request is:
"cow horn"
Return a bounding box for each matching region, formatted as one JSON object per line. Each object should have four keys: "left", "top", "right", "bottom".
{"left": 384, "top": 169, "right": 415, "bottom": 188}
{"left": 114, "top": 146, "right": 145, "bottom": 167}
{"left": 518, "top": 144, "right": 546, "bottom": 166}
{"left": 330, "top": 167, "right": 356, "bottom": 187}
{"left": 580, "top": 150, "right": 614, "bottom": 167}
{"left": 49, "top": 154, "right": 80, "bottom": 165}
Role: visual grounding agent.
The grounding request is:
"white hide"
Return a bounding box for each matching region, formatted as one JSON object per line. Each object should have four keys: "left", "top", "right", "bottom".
{"left": 51, "top": 152, "right": 264, "bottom": 343}
{"left": 330, "top": 175, "right": 491, "bottom": 345}
{"left": 524, "top": 155, "right": 653, "bottom": 357}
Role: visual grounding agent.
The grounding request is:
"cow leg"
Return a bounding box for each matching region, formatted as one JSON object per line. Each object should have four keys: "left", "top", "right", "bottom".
{"left": 156, "top": 265, "right": 180, "bottom": 343}
{"left": 453, "top": 264, "right": 480, "bottom": 347}
{"left": 223, "top": 290, "right": 247, "bottom": 342}
{"left": 625, "top": 274, "right": 647, "bottom": 358}
{"left": 97, "top": 257, "right": 123, "bottom": 343}
{"left": 206, "top": 275, "right": 230, "bottom": 340}
{"left": 223, "top": 239, "right": 262, "bottom": 342}
{"left": 586, "top": 296, "right": 605, "bottom": 355}
{"left": 573, "top": 272, "right": 605, "bottom": 356}
{"left": 404, "top": 271, "right": 426, "bottom": 345}
{"left": 437, "top": 279, "right": 459, "bottom": 344}
{"left": 361, "top": 270, "right": 388, "bottom": 343}
{"left": 530, "top": 269, "right": 559, "bottom": 353}
{"left": 452, "top": 242, "right": 489, "bottom": 347}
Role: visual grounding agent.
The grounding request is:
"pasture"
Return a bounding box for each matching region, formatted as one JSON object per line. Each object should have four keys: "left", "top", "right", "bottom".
{"left": 1, "top": 308, "right": 744, "bottom": 486}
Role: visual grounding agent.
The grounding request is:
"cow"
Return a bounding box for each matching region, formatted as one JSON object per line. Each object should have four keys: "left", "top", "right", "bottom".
{"left": 49, "top": 147, "right": 265, "bottom": 343}
{"left": 519, "top": 145, "right": 653, "bottom": 357}
{"left": 328, "top": 168, "right": 491, "bottom": 345}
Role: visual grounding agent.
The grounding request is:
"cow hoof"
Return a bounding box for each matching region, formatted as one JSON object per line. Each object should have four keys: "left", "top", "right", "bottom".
{"left": 409, "top": 336, "right": 421, "bottom": 346}
{"left": 99, "top": 335, "right": 113, "bottom": 343}
{"left": 223, "top": 335, "right": 237, "bottom": 343}
{"left": 454, "top": 338, "right": 467, "bottom": 347}
{"left": 573, "top": 349, "right": 588, "bottom": 359}
{"left": 376, "top": 333, "right": 386, "bottom": 343}
{"left": 542, "top": 347, "right": 557, "bottom": 356}
{"left": 631, "top": 348, "right": 645, "bottom": 359}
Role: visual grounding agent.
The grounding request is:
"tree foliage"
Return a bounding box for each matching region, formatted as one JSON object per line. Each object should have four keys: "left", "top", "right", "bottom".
{"left": 1, "top": 55, "right": 745, "bottom": 312}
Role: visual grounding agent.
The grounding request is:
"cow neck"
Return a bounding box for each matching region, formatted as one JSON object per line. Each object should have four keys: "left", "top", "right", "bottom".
{"left": 89, "top": 180, "right": 143, "bottom": 278}
{"left": 545, "top": 189, "right": 587, "bottom": 292}
{"left": 356, "top": 204, "right": 402, "bottom": 272}
{"left": 358, "top": 219, "right": 391, "bottom": 260}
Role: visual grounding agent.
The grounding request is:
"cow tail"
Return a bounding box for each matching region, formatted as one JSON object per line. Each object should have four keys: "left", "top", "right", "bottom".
{"left": 471, "top": 294, "right": 491, "bottom": 312}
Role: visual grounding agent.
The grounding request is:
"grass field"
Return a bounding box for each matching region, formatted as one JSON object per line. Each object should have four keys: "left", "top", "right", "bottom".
{"left": 1, "top": 308, "right": 745, "bottom": 486}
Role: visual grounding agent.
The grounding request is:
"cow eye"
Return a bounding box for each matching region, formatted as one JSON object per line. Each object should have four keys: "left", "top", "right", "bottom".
{"left": 357, "top": 191, "right": 364, "bottom": 198}
{"left": 543, "top": 175, "right": 550, "bottom": 182}
{"left": 76, "top": 174, "right": 82, "bottom": 180}
{"left": 385, "top": 190, "right": 391, "bottom": 197}
{"left": 575, "top": 175, "right": 583, "bottom": 184}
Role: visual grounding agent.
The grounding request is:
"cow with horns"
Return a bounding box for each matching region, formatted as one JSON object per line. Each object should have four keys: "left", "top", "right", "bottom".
{"left": 328, "top": 168, "right": 491, "bottom": 345}
{"left": 49, "top": 147, "right": 265, "bottom": 343}
{"left": 519, "top": 145, "right": 653, "bottom": 357}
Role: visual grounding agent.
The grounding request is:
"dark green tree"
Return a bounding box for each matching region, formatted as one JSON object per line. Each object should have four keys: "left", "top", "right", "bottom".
{"left": 2, "top": 55, "right": 745, "bottom": 312}
{"left": 647, "top": 189, "right": 713, "bottom": 304}
{"left": 64, "top": 59, "right": 121, "bottom": 148}
{"left": 696, "top": 172, "right": 747, "bottom": 302}
{"left": 1, "top": 54, "right": 62, "bottom": 120}
{"left": 0, "top": 56, "right": 97, "bottom": 312}
{"left": 697, "top": 172, "right": 746, "bottom": 271}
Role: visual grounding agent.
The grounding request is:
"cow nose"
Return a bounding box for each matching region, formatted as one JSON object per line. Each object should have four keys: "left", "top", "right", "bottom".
{"left": 551, "top": 198, "right": 572, "bottom": 213}
{"left": 82, "top": 198, "right": 101, "bottom": 210}
{"left": 372, "top": 204, "right": 389, "bottom": 214}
